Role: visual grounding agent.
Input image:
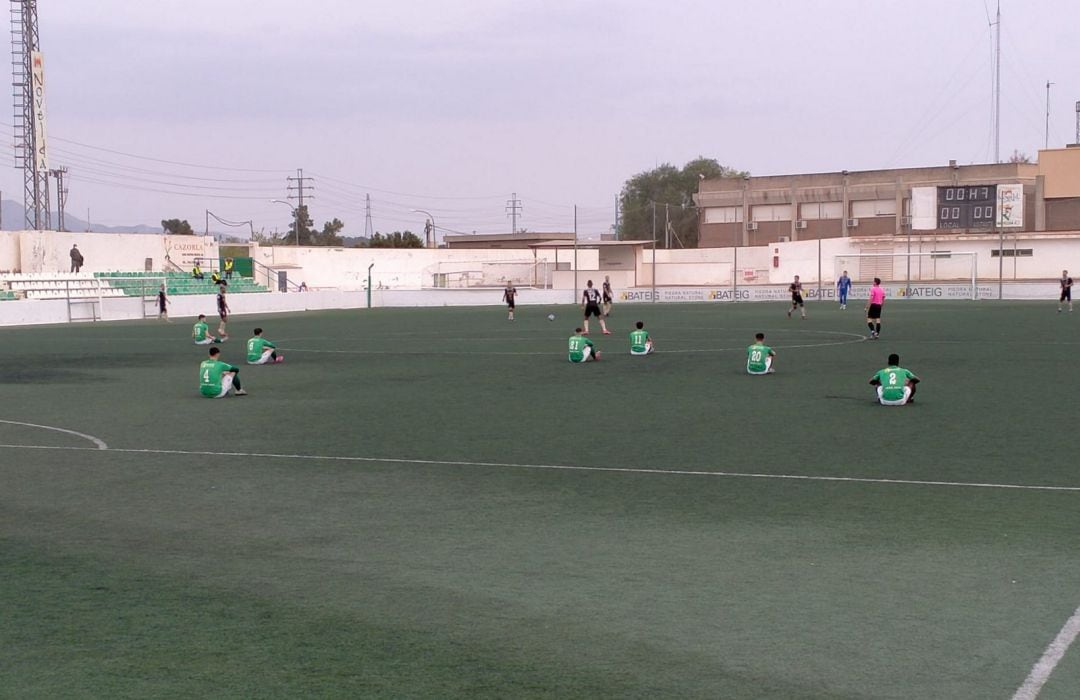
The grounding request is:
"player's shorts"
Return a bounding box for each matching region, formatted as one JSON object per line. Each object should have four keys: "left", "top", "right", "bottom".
{"left": 207, "top": 373, "right": 234, "bottom": 399}
{"left": 867, "top": 303, "right": 882, "bottom": 319}
{"left": 877, "top": 385, "right": 911, "bottom": 406}
{"left": 630, "top": 342, "right": 653, "bottom": 356}
{"left": 791, "top": 294, "right": 803, "bottom": 305}
{"left": 747, "top": 357, "right": 773, "bottom": 375}
{"left": 584, "top": 303, "right": 602, "bottom": 318}
{"left": 194, "top": 338, "right": 215, "bottom": 346}
{"left": 602, "top": 294, "right": 612, "bottom": 304}
{"left": 506, "top": 300, "right": 515, "bottom": 309}
{"left": 1061, "top": 289, "right": 1071, "bottom": 302}
{"left": 218, "top": 312, "right": 228, "bottom": 322}
{"left": 248, "top": 349, "right": 275, "bottom": 365}
{"left": 158, "top": 302, "right": 167, "bottom": 312}
{"left": 569, "top": 346, "right": 593, "bottom": 363}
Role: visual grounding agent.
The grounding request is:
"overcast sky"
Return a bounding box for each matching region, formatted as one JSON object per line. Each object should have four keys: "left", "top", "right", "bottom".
{"left": 3, "top": 0, "right": 1076, "bottom": 237}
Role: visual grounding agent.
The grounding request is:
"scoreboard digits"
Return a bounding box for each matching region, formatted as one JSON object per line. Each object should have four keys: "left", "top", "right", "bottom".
{"left": 937, "top": 185, "right": 997, "bottom": 229}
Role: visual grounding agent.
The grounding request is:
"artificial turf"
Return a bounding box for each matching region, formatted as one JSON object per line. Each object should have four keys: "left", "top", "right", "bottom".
{"left": 1, "top": 300, "right": 1078, "bottom": 698}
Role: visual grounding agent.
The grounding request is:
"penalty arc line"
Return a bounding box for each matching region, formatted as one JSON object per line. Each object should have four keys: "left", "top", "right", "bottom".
{"left": 0, "top": 443, "right": 1079, "bottom": 493}
{"left": 1013, "top": 605, "right": 1080, "bottom": 700}
{"left": 0, "top": 420, "right": 108, "bottom": 450}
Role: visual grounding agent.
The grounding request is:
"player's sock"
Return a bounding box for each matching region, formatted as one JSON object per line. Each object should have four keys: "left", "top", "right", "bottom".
{"left": 875, "top": 323, "right": 881, "bottom": 334}
{"left": 232, "top": 376, "right": 242, "bottom": 391}
{"left": 867, "top": 322, "right": 874, "bottom": 332}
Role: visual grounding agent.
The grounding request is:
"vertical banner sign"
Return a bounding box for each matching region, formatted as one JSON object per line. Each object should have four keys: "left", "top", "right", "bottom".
{"left": 996, "top": 183, "right": 1024, "bottom": 228}
{"left": 30, "top": 51, "right": 49, "bottom": 170}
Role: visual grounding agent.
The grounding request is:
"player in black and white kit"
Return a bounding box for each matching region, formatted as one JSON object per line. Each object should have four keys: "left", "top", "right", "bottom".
{"left": 1059, "top": 269, "right": 1073, "bottom": 313}
{"left": 503, "top": 282, "right": 517, "bottom": 321}
{"left": 602, "top": 275, "right": 614, "bottom": 317}
{"left": 216, "top": 285, "right": 230, "bottom": 340}
{"left": 581, "top": 280, "right": 610, "bottom": 335}
{"left": 787, "top": 275, "right": 806, "bottom": 319}
{"left": 156, "top": 284, "right": 170, "bottom": 322}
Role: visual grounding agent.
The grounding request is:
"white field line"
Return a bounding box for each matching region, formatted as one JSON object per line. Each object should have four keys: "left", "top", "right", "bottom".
{"left": 0, "top": 420, "right": 108, "bottom": 450}
{"left": 1, "top": 443, "right": 1079, "bottom": 493}
{"left": 1013, "top": 606, "right": 1080, "bottom": 700}
{"left": 282, "top": 331, "right": 867, "bottom": 357}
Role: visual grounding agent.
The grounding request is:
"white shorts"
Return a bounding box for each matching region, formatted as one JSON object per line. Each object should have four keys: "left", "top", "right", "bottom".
{"left": 630, "top": 342, "right": 654, "bottom": 356}
{"left": 569, "top": 346, "right": 593, "bottom": 363}
{"left": 194, "top": 338, "right": 214, "bottom": 346}
{"left": 877, "top": 385, "right": 911, "bottom": 406}
{"left": 248, "top": 349, "right": 274, "bottom": 365}
{"left": 213, "top": 373, "right": 234, "bottom": 398}
{"left": 747, "top": 357, "right": 773, "bottom": 375}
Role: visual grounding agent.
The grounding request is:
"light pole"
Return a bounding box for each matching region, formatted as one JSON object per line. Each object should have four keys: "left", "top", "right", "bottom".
{"left": 411, "top": 208, "right": 435, "bottom": 248}
{"left": 270, "top": 199, "right": 299, "bottom": 245}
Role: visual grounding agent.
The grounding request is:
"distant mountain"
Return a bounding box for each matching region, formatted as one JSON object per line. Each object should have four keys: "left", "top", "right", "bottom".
{"left": 0, "top": 199, "right": 160, "bottom": 234}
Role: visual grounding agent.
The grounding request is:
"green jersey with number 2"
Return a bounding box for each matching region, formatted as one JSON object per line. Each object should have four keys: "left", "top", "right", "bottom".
{"left": 746, "top": 343, "right": 772, "bottom": 373}
{"left": 629, "top": 329, "right": 649, "bottom": 353}
{"left": 874, "top": 366, "right": 915, "bottom": 401}
{"left": 568, "top": 334, "right": 593, "bottom": 362}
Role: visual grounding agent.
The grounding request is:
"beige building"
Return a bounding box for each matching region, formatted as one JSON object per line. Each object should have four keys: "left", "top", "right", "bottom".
{"left": 694, "top": 147, "right": 1080, "bottom": 248}
{"left": 442, "top": 232, "right": 576, "bottom": 249}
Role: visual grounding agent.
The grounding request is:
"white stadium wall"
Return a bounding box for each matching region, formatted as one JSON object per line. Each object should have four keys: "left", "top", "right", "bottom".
{"left": 0, "top": 230, "right": 219, "bottom": 274}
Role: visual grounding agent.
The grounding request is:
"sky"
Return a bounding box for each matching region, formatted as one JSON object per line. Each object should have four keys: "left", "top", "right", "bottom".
{"left": 2, "top": 0, "right": 1077, "bottom": 238}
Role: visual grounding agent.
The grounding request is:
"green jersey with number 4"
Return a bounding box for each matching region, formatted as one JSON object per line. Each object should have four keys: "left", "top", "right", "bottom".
{"left": 746, "top": 343, "right": 772, "bottom": 373}
{"left": 246, "top": 337, "right": 275, "bottom": 362}
{"left": 193, "top": 321, "right": 210, "bottom": 342}
{"left": 629, "top": 329, "right": 650, "bottom": 353}
{"left": 568, "top": 334, "right": 593, "bottom": 362}
{"left": 199, "top": 359, "right": 237, "bottom": 397}
{"left": 873, "top": 366, "right": 915, "bottom": 401}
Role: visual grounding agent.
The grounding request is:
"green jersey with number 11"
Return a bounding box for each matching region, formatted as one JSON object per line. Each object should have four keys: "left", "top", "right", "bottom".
{"left": 746, "top": 343, "right": 772, "bottom": 373}
{"left": 873, "top": 366, "right": 915, "bottom": 401}
{"left": 629, "top": 329, "right": 649, "bottom": 353}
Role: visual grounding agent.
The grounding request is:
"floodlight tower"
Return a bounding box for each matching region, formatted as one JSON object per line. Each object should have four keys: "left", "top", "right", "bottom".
{"left": 10, "top": 0, "right": 50, "bottom": 230}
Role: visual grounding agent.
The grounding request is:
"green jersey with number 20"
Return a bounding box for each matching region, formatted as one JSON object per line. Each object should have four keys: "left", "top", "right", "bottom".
{"left": 746, "top": 343, "right": 772, "bottom": 373}
{"left": 568, "top": 334, "right": 593, "bottom": 362}
{"left": 873, "top": 366, "right": 915, "bottom": 401}
{"left": 629, "top": 329, "right": 649, "bottom": 353}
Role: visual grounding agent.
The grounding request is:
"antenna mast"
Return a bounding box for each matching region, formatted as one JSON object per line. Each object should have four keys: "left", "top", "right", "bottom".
{"left": 993, "top": 0, "right": 1001, "bottom": 162}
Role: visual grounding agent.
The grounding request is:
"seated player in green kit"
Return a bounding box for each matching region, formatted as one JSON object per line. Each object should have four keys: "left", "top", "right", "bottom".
{"left": 629, "top": 321, "right": 654, "bottom": 355}
{"left": 869, "top": 353, "right": 920, "bottom": 406}
{"left": 199, "top": 346, "right": 246, "bottom": 398}
{"left": 192, "top": 314, "right": 221, "bottom": 345}
{"left": 246, "top": 327, "right": 284, "bottom": 365}
{"left": 746, "top": 333, "right": 776, "bottom": 375}
{"left": 568, "top": 327, "right": 600, "bottom": 363}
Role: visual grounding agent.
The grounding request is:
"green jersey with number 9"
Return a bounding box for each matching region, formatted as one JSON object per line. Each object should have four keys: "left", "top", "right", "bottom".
{"left": 873, "top": 366, "right": 915, "bottom": 401}
{"left": 746, "top": 343, "right": 772, "bottom": 373}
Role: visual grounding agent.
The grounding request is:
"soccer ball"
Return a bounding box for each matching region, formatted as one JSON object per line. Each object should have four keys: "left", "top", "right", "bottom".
{"left": 547, "top": 313, "right": 556, "bottom": 322}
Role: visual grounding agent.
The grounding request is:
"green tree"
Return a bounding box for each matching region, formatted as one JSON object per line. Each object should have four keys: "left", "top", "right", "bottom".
{"left": 161, "top": 218, "right": 194, "bottom": 235}
{"left": 369, "top": 231, "right": 423, "bottom": 248}
{"left": 312, "top": 218, "right": 345, "bottom": 246}
{"left": 618, "top": 157, "right": 747, "bottom": 248}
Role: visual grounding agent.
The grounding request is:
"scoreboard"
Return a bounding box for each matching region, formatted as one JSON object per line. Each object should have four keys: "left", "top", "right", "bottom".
{"left": 937, "top": 185, "right": 997, "bottom": 229}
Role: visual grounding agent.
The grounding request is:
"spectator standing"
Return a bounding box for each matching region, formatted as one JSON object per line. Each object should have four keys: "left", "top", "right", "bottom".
{"left": 69, "top": 244, "right": 84, "bottom": 273}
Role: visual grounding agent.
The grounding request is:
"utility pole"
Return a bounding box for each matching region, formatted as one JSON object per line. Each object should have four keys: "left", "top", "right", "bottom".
{"left": 664, "top": 204, "right": 670, "bottom": 248}
{"left": 993, "top": 0, "right": 1001, "bottom": 162}
{"left": 50, "top": 167, "right": 68, "bottom": 231}
{"left": 286, "top": 168, "right": 314, "bottom": 244}
{"left": 505, "top": 192, "right": 522, "bottom": 234}
{"left": 364, "top": 193, "right": 373, "bottom": 238}
{"left": 614, "top": 195, "right": 620, "bottom": 240}
{"left": 1045, "top": 81, "right": 1054, "bottom": 149}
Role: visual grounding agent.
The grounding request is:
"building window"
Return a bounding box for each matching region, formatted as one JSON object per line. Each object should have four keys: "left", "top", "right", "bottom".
{"left": 990, "top": 248, "right": 1034, "bottom": 257}
{"left": 800, "top": 202, "right": 843, "bottom": 220}
{"left": 704, "top": 206, "right": 742, "bottom": 224}
{"left": 851, "top": 199, "right": 897, "bottom": 218}
{"left": 751, "top": 204, "right": 792, "bottom": 222}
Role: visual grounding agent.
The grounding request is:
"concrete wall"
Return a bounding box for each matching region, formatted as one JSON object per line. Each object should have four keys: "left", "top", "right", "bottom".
{"left": 0, "top": 230, "right": 219, "bottom": 275}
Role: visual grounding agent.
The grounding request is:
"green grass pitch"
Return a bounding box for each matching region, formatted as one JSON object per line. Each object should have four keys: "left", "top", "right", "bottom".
{"left": 1, "top": 300, "right": 1078, "bottom": 698}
